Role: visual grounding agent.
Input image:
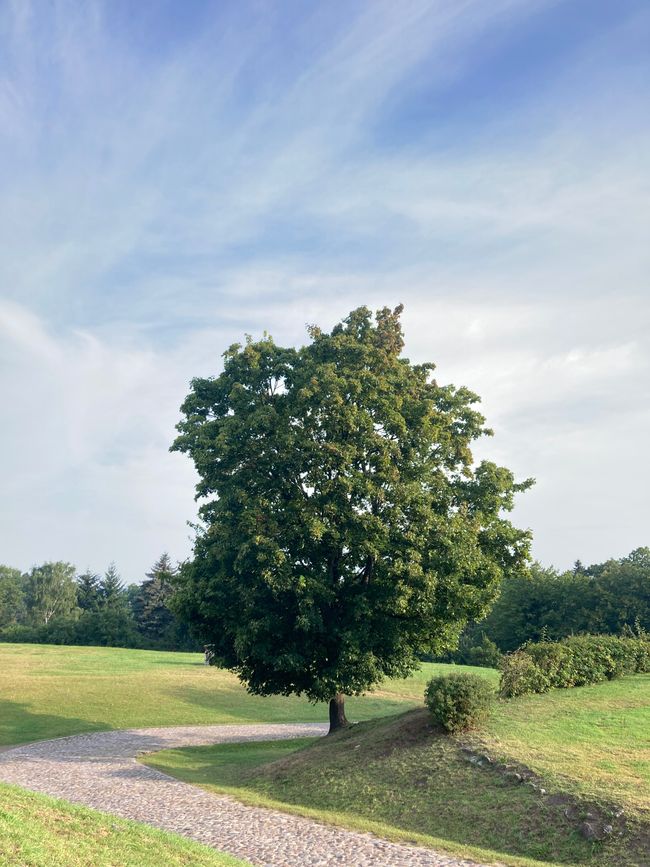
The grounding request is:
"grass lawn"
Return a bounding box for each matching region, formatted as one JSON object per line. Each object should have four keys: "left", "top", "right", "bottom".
{"left": 144, "top": 676, "right": 650, "bottom": 867}
{"left": 0, "top": 642, "right": 493, "bottom": 747}
{"left": 5, "top": 643, "right": 648, "bottom": 866}
{"left": 481, "top": 675, "right": 650, "bottom": 811}
{"left": 0, "top": 782, "right": 246, "bottom": 867}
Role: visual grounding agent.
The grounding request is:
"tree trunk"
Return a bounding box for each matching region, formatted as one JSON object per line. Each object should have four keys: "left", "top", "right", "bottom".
{"left": 328, "top": 693, "right": 349, "bottom": 734}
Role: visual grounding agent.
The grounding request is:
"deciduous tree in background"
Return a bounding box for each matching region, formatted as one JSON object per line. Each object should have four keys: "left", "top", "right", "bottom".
{"left": 178, "top": 307, "right": 533, "bottom": 730}
{"left": 0, "top": 565, "right": 25, "bottom": 628}
{"left": 23, "top": 562, "right": 78, "bottom": 625}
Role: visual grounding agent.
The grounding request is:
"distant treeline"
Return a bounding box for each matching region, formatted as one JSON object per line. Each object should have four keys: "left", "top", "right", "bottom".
{"left": 0, "top": 554, "right": 199, "bottom": 651}
{"left": 2, "top": 547, "right": 648, "bottom": 660}
{"left": 439, "top": 547, "right": 650, "bottom": 667}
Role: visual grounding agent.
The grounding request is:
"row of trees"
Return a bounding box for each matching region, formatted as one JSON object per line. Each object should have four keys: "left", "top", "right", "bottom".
{"left": 442, "top": 547, "right": 650, "bottom": 664}
{"left": 0, "top": 555, "right": 196, "bottom": 650}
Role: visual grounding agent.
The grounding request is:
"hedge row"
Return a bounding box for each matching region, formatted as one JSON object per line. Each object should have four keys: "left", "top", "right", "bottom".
{"left": 499, "top": 634, "right": 650, "bottom": 698}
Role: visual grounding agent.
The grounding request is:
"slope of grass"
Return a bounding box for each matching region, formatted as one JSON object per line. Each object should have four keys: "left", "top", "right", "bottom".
{"left": 0, "top": 782, "right": 245, "bottom": 867}
{"left": 480, "top": 675, "right": 650, "bottom": 811}
{"left": 0, "top": 642, "right": 495, "bottom": 747}
{"left": 144, "top": 677, "right": 650, "bottom": 867}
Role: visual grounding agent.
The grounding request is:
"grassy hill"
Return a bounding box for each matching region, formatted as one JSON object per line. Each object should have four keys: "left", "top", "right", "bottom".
{"left": 145, "top": 675, "right": 650, "bottom": 867}
{"left": 0, "top": 642, "right": 493, "bottom": 746}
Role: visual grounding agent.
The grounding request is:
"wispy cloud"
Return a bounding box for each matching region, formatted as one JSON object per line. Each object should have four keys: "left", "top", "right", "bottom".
{"left": 0, "top": 0, "right": 648, "bottom": 576}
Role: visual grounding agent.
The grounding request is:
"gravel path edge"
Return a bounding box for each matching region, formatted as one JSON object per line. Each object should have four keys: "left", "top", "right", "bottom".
{"left": 0, "top": 724, "right": 495, "bottom": 867}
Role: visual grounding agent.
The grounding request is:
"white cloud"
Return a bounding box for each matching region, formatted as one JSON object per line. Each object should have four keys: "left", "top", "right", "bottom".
{"left": 0, "top": 0, "right": 648, "bottom": 575}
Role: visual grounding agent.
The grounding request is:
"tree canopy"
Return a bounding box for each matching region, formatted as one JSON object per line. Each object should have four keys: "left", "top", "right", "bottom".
{"left": 455, "top": 547, "right": 650, "bottom": 655}
{"left": 23, "top": 562, "right": 78, "bottom": 625}
{"left": 0, "top": 558, "right": 194, "bottom": 652}
{"left": 0, "top": 566, "right": 25, "bottom": 628}
{"left": 172, "top": 305, "right": 533, "bottom": 729}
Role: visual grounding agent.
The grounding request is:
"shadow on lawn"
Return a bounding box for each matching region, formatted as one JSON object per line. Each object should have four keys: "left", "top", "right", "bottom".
{"left": 164, "top": 683, "right": 412, "bottom": 725}
{"left": 164, "top": 683, "right": 328, "bottom": 723}
{"left": 0, "top": 699, "right": 109, "bottom": 749}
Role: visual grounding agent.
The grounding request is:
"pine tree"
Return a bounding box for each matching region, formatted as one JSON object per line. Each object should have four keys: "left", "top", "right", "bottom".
{"left": 132, "top": 554, "right": 178, "bottom": 645}
{"left": 76, "top": 571, "right": 101, "bottom": 612}
{"left": 101, "top": 563, "right": 127, "bottom": 609}
{"left": 92, "top": 563, "right": 137, "bottom": 646}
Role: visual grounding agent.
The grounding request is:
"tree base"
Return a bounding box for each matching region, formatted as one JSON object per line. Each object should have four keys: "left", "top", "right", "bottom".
{"left": 328, "top": 693, "right": 349, "bottom": 734}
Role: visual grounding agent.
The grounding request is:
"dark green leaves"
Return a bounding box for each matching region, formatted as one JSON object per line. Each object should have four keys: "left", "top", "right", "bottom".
{"left": 172, "top": 306, "right": 532, "bottom": 702}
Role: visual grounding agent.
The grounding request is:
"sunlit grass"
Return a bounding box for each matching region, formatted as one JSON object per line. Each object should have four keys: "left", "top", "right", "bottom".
{"left": 0, "top": 642, "right": 490, "bottom": 746}
{"left": 0, "top": 782, "right": 245, "bottom": 866}
{"left": 481, "top": 674, "right": 650, "bottom": 809}
{"left": 144, "top": 675, "right": 650, "bottom": 867}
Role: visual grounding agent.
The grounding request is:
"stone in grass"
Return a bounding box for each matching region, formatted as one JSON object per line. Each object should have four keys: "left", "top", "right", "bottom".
{"left": 505, "top": 771, "right": 523, "bottom": 783}
{"left": 580, "top": 821, "right": 613, "bottom": 842}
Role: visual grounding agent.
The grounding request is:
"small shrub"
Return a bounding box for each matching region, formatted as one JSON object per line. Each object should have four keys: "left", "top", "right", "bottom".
{"left": 499, "top": 651, "right": 550, "bottom": 698}
{"left": 424, "top": 673, "right": 495, "bottom": 733}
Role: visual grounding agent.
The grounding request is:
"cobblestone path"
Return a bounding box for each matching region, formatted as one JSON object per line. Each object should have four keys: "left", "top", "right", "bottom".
{"left": 0, "top": 724, "right": 493, "bottom": 867}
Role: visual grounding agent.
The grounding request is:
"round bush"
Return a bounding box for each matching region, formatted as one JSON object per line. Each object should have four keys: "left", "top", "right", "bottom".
{"left": 424, "top": 672, "right": 495, "bottom": 733}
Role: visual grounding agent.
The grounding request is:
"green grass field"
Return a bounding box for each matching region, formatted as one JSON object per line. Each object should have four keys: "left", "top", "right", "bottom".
{"left": 481, "top": 675, "right": 650, "bottom": 812}
{"left": 2, "top": 643, "right": 648, "bottom": 867}
{"left": 0, "top": 642, "right": 487, "bottom": 747}
{"left": 0, "top": 783, "right": 246, "bottom": 867}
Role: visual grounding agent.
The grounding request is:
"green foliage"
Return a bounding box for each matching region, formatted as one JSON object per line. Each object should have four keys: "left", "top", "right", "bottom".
{"left": 131, "top": 553, "right": 192, "bottom": 648}
{"left": 499, "top": 651, "right": 551, "bottom": 698}
{"left": 461, "top": 549, "right": 650, "bottom": 653}
{"left": 0, "top": 565, "right": 25, "bottom": 628}
{"left": 76, "top": 571, "right": 101, "bottom": 612}
{"left": 463, "top": 635, "right": 503, "bottom": 668}
{"left": 432, "top": 632, "right": 503, "bottom": 668}
{"left": 72, "top": 563, "right": 138, "bottom": 647}
{"left": 424, "top": 673, "right": 495, "bottom": 732}
{"left": 0, "top": 556, "right": 194, "bottom": 651}
{"left": 22, "top": 562, "right": 79, "bottom": 625}
{"left": 499, "top": 634, "right": 650, "bottom": 697}
{"left": 172, "top": 306, "right": 532, "bottom": 706}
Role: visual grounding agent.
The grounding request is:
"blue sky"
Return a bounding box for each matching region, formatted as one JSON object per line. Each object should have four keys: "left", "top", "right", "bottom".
{"left": 1, "top": 0, "right": 649, "bottom": 581}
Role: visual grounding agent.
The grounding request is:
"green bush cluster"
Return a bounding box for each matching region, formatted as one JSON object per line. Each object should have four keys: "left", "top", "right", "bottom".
{"left": 498, "top": 650, "right": 550, "bottom": 698}
{"left": 424, "top": 672, "right": 495, "bottom": 733}
{"left": 499, "top": 634, "right": 650, "bottom": 698}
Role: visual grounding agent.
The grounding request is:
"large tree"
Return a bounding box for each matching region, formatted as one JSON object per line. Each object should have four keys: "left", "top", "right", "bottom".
{"left": 172, "top": 306, "right": 532, "bottom": 731}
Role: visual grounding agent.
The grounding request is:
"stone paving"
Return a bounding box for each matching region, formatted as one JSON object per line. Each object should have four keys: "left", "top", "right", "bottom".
{"left": 0, "top": 724, "right": 494, "bottom": 867}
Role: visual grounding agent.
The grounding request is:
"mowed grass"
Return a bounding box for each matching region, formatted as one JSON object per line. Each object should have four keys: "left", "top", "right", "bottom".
{"left": 0, "top": 643, "right": 492, "bottom": 747}
{"left": 145, "top": 676, "right": 650, "bottom": 867}
{"left": 0, "top": 782, "right": 246, "bottom": 867}
{"left": 481, "top": 675, "right": 650, "bottom": 811}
